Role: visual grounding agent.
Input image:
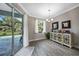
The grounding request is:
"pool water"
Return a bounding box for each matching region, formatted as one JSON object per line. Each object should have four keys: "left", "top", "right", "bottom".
{"left": 0, "top": 35, "right": 23, "bottom": 56}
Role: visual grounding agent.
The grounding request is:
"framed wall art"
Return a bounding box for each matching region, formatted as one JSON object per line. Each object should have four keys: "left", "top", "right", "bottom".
{"left": 52, "top": 22, "right": 59, "bottom": 30}
{"left": 62, "top": 20, "right": 71, "bottom": 29}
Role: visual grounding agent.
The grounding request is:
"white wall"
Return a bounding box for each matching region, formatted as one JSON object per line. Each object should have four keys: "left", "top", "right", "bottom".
{"left": 51, "top": 7, "right": 79, "bottom": 48}
{"left": 28, "top": 16, "right": 46, "bottom": 42}
{"left": 23, "top": 14, "right": 29, "bottom": 47}
{"left": 46, "top": 21, "right": 52, "bottom": 32}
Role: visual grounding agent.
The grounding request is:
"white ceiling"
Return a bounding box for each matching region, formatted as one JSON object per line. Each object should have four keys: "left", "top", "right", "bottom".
{"left": 21, "top": 3, "right": 79, "bottom": 19}
{"left": 0, "top": 3, "right": 12, "bottom": 12}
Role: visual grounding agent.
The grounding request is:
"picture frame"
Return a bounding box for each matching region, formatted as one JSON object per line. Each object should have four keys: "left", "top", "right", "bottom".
{"left": 52, "top": 22, "right": 59, "bottom": 30}
{"left": 62, "top": 20, "right": 71, "bottom": 29}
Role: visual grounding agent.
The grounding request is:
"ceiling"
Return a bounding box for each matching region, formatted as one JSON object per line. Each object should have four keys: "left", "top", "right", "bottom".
{"left": 21, "top": 3, "right": 79, "bottom": 19}
{"left": 0, "top": 3, "right": 12, "bottom": 12}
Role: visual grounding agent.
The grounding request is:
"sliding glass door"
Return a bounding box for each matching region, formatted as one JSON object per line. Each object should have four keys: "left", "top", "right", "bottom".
{"left": 0, "top": 3, "right": 12, "bottom": 56}
{"left": 0, "top": 3, "right": 23, "bottom": 56}
{"left": 13, "top": 9, "right": 23, "bottom": 54}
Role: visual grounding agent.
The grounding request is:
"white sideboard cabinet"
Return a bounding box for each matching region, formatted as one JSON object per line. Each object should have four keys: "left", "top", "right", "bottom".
{"left": 50, "top": 32, "right": 72, "bottom": 48}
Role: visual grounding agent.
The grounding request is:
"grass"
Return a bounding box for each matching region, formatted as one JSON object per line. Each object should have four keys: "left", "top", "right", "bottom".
{"left": 0, "top": 30, "right": 21, "bottom": 36}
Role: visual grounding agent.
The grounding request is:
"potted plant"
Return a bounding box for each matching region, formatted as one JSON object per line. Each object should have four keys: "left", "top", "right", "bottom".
{"left": 45, "top": 32, "right": 50, "bottom": 39}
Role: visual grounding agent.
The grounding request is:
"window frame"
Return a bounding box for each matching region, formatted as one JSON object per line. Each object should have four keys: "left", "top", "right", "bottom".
{"left": 35, "top": 19, "right": 46, "bottom": 33}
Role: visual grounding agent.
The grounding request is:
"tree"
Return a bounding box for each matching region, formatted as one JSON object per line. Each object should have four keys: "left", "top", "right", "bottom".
{"left": 3, "top": 16, "right": 12, "bottom": 27}
{"left": 0, "top": 20, "right": 3, "bottom": 26}
{"left": 38, "top": 20, "right": 43, "bottom": 33}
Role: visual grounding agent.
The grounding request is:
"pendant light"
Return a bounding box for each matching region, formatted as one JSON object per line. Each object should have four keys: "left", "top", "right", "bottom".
{"left": 46, "top": 9, "right": 54, "bottom": 22}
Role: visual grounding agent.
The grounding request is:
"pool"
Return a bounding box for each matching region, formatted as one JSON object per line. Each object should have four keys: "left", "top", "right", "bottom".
{"left": 0, "top": 35, "right": 23, "bottom": 56}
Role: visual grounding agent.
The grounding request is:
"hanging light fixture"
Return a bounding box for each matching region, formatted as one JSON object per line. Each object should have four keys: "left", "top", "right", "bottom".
{"left": 46, "top": 9, "right": 54, "bottom": 22}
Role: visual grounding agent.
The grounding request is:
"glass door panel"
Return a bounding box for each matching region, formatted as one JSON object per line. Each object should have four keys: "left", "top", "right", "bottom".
{"left": 13, "top": 9, "right": 23, "bottom": 54}
{"left": 0, "top": 3, "right": 12, "bottom": 56}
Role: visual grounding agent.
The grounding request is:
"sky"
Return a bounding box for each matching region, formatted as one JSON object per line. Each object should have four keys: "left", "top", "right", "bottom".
{"left": 0, "top": 15, "right": 22, "bottom": 22}
{"left": 0, "top": 15, "right": 5, "bottom": 21}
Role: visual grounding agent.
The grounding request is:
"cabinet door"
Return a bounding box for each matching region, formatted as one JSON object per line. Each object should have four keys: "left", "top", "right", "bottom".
{"left": 53, "top": 33, "right": 57, "bottom": 40}
{"left": 63, "top": 34, "right": 71, "bottom": 45}
{"left": 50, "top": 32, "right": 54, "bottom": 40}
{"left": 57, "top": 33, "right": 63, "bottom": 43}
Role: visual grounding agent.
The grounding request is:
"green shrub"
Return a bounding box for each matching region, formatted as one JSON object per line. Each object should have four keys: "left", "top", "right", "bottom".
{"left": 2, "top": 32, "right": 7, "bottom": 35}
{"left": 45, "top": 32, "right": 50, "bottom": 39}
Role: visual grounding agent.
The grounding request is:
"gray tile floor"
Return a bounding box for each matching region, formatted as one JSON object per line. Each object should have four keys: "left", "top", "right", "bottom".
{"left": 14, "top": 46, "right": 34, "bottom": 56}
{"left": 29, "top": 39, "right": 79, "bottom": 56}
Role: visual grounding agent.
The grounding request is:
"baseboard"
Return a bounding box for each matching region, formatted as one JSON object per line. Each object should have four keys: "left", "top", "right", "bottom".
{"left": 29, "top": 38, "right": 45, "bottom": 42}
{"left": 73, "top": 45, "right": 79, "bottom": 49}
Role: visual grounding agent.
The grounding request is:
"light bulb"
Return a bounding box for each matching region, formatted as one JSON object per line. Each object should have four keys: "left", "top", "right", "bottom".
{"left": 48, "top": 20, "right": 50, "bottom": 22}
{"left": 51, "top": 18, "right": 53, "bottom": 21}
{"left": 46, "top": 19, "right": 48, "bottom": 21}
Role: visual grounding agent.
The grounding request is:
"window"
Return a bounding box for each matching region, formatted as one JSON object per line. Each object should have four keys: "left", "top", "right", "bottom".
{"left": 35, "top": 19, "right": 46, "bottom": 33}
{"left": 0, "top": 3, "right": 23, "bottom": 56}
